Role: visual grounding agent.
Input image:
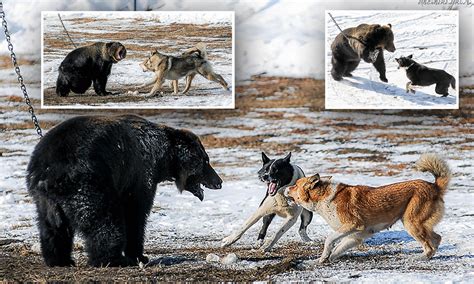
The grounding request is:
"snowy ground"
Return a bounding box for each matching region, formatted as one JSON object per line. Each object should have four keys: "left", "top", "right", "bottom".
{"left": 325, "top": 11, "right": 459, "bottom": 109}
{"left": 1, "top": 70, "right": 473, "bottom": 281}
{"left": 41, "top": 12, "right": 234, "bottom": 108}
{"left": 1, "top": 0, "right": 474, "bottom": 282}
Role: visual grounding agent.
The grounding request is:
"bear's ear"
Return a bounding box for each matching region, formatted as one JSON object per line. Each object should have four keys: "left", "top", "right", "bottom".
{"left": 387, "top": 23, "right": 392, "bottom": 29}
{"left": 408, "top": 54, "right": 413, "bottom": 59}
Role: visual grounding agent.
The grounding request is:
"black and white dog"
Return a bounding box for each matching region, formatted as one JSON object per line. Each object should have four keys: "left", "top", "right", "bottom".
{"left": 221, "top": 152, "right": 313, "bottom": 252}
{"left": 395, "top": 55, "right": 456, "bottom": 97}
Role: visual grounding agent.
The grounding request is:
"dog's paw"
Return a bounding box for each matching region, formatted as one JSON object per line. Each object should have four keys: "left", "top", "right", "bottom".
{"left": 318, "top": 256, "right": 329, "bottom": 264}
{"left": 260, "top": 241, "right": 273, "bottom": 253}
{"left": 254, "top": 239, "right": 264, "bottom": 248}
{"left": 259, "top": 246, "right": 271, "bottom": 254}
{"left": 417, "top": 255, "right": 431, "bottom": 261}
{"left": 380, "top": 77, "right": 388, "bottom": 83}
{"left": 299, "top": 231, "right": 312, "bottom": 243}
{"left": 301, "top": 236, "right": 312, "bottom": 243}
{"left": 221, "top": 236, "right": 235, "bottom": 248}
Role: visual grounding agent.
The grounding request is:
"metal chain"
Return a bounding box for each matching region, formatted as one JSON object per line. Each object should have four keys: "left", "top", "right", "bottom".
{"left": 58, "top": 13, "right": 77, "bottom": 49}
{"left": 0, "top": 1, "right": 43, "bottom": 138}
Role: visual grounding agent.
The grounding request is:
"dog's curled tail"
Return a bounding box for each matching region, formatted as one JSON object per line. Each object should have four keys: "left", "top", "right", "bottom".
{"left": 195, "top": 42, "right": 207, "bottom": 60}
{"left": 415, "top": 153, "right": 451, "bottom": 195}
{"left": 450, "top": 76, "right": 456, "bottom": 90}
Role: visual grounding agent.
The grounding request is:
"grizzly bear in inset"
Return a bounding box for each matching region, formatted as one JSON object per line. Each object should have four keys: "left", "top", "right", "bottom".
{"left": 26, "top": 115, "right": 222, "bottom": 267}
{"left": 56, "top": 42, "right": 126, "bottom": 97}
{"left": 330, "top": 24, "right": 396, "bottom": 82}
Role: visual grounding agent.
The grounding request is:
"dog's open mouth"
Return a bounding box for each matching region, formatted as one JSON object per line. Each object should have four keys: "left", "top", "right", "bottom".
{"left": 267, "top": 181, "right": 279, "bottom": 196}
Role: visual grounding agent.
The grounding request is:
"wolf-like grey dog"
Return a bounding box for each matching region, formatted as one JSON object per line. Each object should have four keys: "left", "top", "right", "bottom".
{"left": 139, "top": 43, "right": 229, "bottom": 96}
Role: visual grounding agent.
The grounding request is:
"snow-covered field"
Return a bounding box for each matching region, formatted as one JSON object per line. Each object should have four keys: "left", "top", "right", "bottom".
{"left": 325, "top": 11, "right": 459, "bottom": 109}
{"left": 41, "top": 12, "right": 234, "bottom": 108}
{"left": 1, "top": 0, "right": 474, "bottom": 282}
{"left": 1, "top": 69, "right": 473, "bottom": 281}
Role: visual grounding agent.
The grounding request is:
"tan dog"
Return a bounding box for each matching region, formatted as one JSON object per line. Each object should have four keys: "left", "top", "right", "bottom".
{"left": 286, "top": 154, "right": 450, "bottom": 263}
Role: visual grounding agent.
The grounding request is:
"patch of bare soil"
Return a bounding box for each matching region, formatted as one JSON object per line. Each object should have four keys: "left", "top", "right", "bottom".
{"left": 0, "top": 241, "right": 320, "bottom": 282}
{"left": 43, "top": 87, "right": 151, "bottom": 106}
{"left": 1, "top": 239, "right": 466, "bottom": 282}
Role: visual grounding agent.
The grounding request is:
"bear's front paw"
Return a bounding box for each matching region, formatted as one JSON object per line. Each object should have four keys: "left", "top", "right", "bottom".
{"left": 137, "top": 254, "right": 149, "bottom": 264}
{"left": 380, "top": 76, "right": 388, "bottom": 83}
{"left": 98, "top": 91, "right": 113, "bottom": 96}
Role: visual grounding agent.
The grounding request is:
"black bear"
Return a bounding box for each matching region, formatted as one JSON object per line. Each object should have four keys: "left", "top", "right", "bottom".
{"left": 330, "top": 24, "right": 396, "bottom": 82}
{"left": 56, "top": 42, "right": 126, "bottom": 97}
{"left": 26, "top": 115, "right": 222, "bottom": 267}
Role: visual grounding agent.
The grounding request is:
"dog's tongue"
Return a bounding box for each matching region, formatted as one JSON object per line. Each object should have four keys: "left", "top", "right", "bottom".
{"left": 267, "top": 182, "right": 277, "bottom": 195}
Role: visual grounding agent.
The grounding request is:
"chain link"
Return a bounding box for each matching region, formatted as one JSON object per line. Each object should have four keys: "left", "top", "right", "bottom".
{"left": 0, "top": 1, "right": 43, "bottom": 138}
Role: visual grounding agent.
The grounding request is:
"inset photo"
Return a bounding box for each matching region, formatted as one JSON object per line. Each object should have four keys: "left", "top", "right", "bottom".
{"left": 41, "top": 11, "right": 234, "bottom": 109}
{"left": 325, "top": 10, "right": 459, "bottom": 109}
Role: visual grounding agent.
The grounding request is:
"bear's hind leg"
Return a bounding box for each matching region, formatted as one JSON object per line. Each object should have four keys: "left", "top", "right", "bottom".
{"left": 344, "top": 60, "right": 360, "bottom": 77}
{"left": 36, "top": 198, "right": 75, "bottom": 267}
{"left": 56, "top": 73, "right": 71, "bottom": 97}
{"left": 331, "top": 56, "right": 347, "bottom": 81}
{"left": 69, "top": 74, "right": 92, "bottom": 94}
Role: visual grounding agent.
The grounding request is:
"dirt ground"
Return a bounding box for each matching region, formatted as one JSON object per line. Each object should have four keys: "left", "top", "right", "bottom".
{"left": 2, "top": 240, "right": 467, "bottom": 282}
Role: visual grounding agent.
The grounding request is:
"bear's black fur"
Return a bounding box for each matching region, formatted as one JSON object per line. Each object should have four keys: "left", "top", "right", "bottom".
{"left": 26, "top": 115, "right": 222, "bottom": 267}
{"left": 56, "top": 42, "right": 127, "bottom": 97}
{"left": 330, "top": 24, "right": 396, "bottom": 82}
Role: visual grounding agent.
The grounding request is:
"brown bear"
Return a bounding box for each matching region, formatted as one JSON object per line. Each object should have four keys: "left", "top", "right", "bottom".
{"left": 56, "top": 42, "right": 127, "bottom": 97}
{"left": 330, "top": 24, "right": 396, "bottom": 82}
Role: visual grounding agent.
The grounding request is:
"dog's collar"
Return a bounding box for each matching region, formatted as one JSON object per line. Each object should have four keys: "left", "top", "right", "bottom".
{"left": 405, "top": 62, "right": 415, "bottom": 70}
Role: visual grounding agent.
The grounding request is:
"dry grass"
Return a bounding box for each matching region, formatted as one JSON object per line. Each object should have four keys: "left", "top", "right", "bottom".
{"left": 0, "top": 55, "right": 37, "bottom": 69}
